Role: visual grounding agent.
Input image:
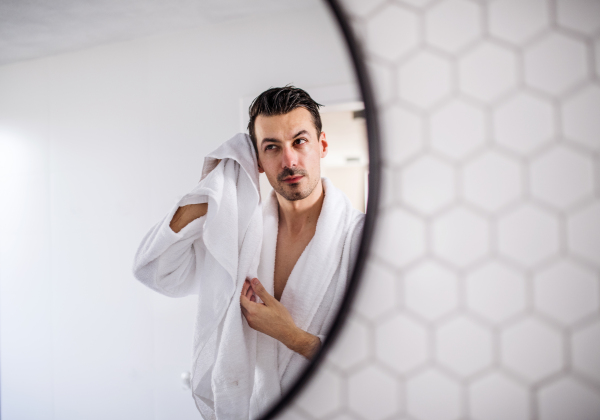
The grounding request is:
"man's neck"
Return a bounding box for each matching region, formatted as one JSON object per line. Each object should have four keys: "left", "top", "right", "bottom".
{"left": 276, "top": 179, "right": 325, "bottom": 237}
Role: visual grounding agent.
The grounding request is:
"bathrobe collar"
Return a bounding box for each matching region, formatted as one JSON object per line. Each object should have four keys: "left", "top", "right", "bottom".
{"left": 260, "top": 176, "right": 356, "bottom": 377}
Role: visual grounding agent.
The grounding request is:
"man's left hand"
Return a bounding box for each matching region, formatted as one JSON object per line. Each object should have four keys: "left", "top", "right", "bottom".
{"left": 240, "top": 277, "right": 320, "bottom": 359}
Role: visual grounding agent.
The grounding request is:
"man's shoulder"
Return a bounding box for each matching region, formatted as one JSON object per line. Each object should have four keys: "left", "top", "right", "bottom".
{"left": 324, "top": 179, "right": 366, "bottom": 230}
{"left": 350, "top": 209, "right": 366, "bottom": 235}
{"left": 334, "top": 203, "right": 365, "bottom": 243}
{"left": 346, "top": 205, "right": 365, "bottom": 222}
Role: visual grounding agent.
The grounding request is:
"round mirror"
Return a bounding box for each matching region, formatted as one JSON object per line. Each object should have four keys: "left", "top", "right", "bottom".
{"left": 0, "top": 1, "right": 379, "bottom": 419}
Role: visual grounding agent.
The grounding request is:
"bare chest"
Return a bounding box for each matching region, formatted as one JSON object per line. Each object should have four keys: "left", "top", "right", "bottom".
{"left": 273, "top": 227, "right": 315, "bottom": 301}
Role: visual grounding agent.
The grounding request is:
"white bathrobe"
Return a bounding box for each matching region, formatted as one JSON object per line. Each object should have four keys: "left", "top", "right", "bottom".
{"left": 132, "top": 133, "right": 365, "bottom": 419}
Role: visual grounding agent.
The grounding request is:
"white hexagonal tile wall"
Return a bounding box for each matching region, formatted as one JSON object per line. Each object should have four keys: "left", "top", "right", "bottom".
{"left": 348, "top": 366, "right": 400, "bottom": 420}
{"left": 538, "top": 377, "right": 600, "bottom": 420}
{"left": 367, "top": 60, "right": 395, "bottom": 106}
{"left": 376, "top": 314, "right": 428, "bottom": 374}
{"left": 430, "top": 99, "right": 486, "bottom": 160}
{"left": 293, "top": 3, "right": 600, "bottom": 420}
{"left": 596, "top": 39, "right": 600, "bottom": 79}
{"left": 329, "top": 416, "right": 359, "bottom": 420}
{"left": 404, "top": 260, "right": 459, "bottom": 321}
{"left": 562, "top": 84, "right": 600, "bottom": 151}
{"left": 353, "top": 261, "right": 397, "bottom": 321}
{"left": 342, "top": 0, "right": 387, "bottom": 18}
{"left": 466, "top": 262, "right": 527, "bottom": 323}
{"left": 488, "top": 0, "right": 550, "bottom": 44}
{"left": 379, "top": 165, "right": 395, "bottom": 209}
{"left": 556, "top": 0, "right": 600, "bottom": 35}
{"left": 567, "top": 201, "right": 600, "bottom": 265}
{"left": 425, "top": 0, "right": 482, "bottom": 53}
{"left": 432, "top": 207, "right": 490, "bottom": 268}
{"left": 365, "top": 5, "right": 419, "bottom": 61}
{"left": 458, "top": 42, "right": 518, "bottom": 102}
{"left": 494, "top": 92, "right": 554, "bottom": 155}
{"left": 382, "top": 105, "right": 424, "bottom": 166}
{"left": 530, "top": 145, "right": 594, "bottom": 209}
{"left": 501, "top": 318, "right": 563, "bottom": 382}
{"left": 398, "top": 51, "right": 453, "bottom": 109}
{"left": 406, "top": 368, "right": 461, "bottom": 420}
{"left": 469, "top": 372, "right": 530, "bottom": 420}
{"left": 327, "top": 317, "right": 370, "bottom": 370}
{"left": 436, "top": 316, "right": 493, "bottom": 377}
{"left": 275, "top": 407, "right": 305, "bottom": 420}
{"left": 400, "top": 0, "right": 434, "bottom": 6}
{"left": 328, "top": 415, "right": 360, "bottom": 420}
{"left": 400, "top": 156, "right": 456, "bottom": 214}
{"left": 524, "top": 33, "right": 588, "bottom": 96}
{"left": 572, "top": 322, "right": 600, "bottom": 385}
{"left": 498, "top": 204, "right": 560, "bottom": 268}
{"left": 294, "top": 366, "right": 342, "bottom": 419}
{"left": 462, "top": 151, "right": 522, "bottom": 212}
{"left": 534, "top": 260, "right": 599, "bottom": 326}
{"left": 373, "top": 207, "right": 426, "bottom": 268}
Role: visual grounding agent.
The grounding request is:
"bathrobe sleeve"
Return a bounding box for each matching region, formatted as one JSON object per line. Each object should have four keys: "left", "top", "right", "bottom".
{"left": 132, "top": 206, "right": 208, "bottom": 298}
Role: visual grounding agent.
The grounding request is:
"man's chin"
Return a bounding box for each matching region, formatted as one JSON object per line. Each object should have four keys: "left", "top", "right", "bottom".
{"left": 275, "top": 183, "right": 308, "bottom": 201}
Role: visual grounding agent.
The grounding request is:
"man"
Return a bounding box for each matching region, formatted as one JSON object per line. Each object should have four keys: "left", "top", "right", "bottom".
{"left": 134, "top": 86, "right": 365, "bottom": 418}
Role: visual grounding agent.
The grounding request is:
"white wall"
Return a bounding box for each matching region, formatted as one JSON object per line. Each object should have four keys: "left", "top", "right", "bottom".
{"left": 0, "top": 4, "right": 356, "bottom": 419}
{"left": 284, "top": 0, "right": 600, "bottom": 419}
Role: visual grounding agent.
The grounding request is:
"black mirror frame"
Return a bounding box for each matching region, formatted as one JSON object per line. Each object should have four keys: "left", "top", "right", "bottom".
{"left": 259, "top": 0, "right": 381, "bottom": 418}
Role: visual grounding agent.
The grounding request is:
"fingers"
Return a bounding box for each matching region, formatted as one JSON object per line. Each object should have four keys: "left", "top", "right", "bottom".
{"left": 241, "top": 279, "right": 258, "bottom": 306}
{"left": 240, "top": 280, "right": 252, "bottom": 309}
{"left": 240, "top": 292, "right": 252, "bottom": 311}
{"left": 242, "top": 279, "right": 254, "bottom": 299}
{"left": 249, "top": 278, "right": 274, "bottom": 305}
{"left": 240, "top": 281, "right": 261, "bottom": 311}
{"left": 241, "top": 279, "right": 250, "bottom": 297}
{"left": 240, "top": 288, "right": 265, "bottom": 330}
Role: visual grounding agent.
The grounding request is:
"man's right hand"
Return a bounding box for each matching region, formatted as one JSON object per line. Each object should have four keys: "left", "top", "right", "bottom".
{"left": 169, "top": 203, "right": 208, "bottom": 233}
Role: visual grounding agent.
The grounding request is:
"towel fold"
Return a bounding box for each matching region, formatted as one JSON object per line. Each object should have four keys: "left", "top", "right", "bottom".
{"left": 132, "top": 133, "right": 365, "bottom": 419}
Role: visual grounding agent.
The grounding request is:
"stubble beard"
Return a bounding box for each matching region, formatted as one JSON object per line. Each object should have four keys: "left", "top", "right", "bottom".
{"left": 272, "top": 167, "right": 320, "bottom": 201}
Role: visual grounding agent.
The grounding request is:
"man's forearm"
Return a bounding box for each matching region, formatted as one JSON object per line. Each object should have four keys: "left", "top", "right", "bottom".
{"left": 239, "top": 277, "right": 322, "bottom": 359}
{"left": 284, "top": 327, "right": 321, "bottom": 359}
{"left": 169, "top": 160, "right": 222, "bottom": 233}
{"left": 169, "top": 203, "right": 208, "bottom": 233}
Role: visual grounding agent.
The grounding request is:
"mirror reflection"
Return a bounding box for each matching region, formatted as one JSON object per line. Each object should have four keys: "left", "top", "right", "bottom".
{"left": 134, "top": 86, "right": 368, "bottom": 418}
{"left": 0, "top": 1, "right": 368, "bottom": 419}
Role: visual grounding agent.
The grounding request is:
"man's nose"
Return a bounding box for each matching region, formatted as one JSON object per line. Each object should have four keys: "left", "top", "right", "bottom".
{"left": 281, "top": 145, "right": 297, "bottom": 168}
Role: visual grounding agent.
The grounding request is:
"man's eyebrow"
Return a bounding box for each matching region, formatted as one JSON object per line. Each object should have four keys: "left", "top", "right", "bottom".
{"left": 260, "top": 137, "right": 281, "bottom": 146}
{"left": 260, "top": 130, "right": 310, "bottom": 146}
{"left": 293, "top": 130, "right": 310, "bottom": 138}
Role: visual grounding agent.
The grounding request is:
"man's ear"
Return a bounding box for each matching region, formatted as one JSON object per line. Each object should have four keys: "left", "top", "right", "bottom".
{"left": 257, "top": 156, "right": 265, "bottom": 173}
{"left": 319, "top": 131, "right": 328, "bottom": 159}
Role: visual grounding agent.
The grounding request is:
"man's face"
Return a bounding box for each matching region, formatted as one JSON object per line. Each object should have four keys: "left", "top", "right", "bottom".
{"left": 254, "top": 107, "right": 328, "bottom": 202}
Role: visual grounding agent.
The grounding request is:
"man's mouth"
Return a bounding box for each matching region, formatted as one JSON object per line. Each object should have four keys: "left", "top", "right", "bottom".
{"left": 283, "top": 175, "right": 303, "bottom": 184}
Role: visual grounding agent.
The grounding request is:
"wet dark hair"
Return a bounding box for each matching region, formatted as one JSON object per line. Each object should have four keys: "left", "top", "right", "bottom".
{"left": 247, "top": 85, "right": 324, "bottom": 155}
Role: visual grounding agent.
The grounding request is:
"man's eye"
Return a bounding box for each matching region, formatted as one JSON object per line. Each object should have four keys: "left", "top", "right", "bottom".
{"left": 265, "top": 145, "right": 275, "bottom": 151}
{"left": 296, "top": 138, "right": 307, "bottom": 144}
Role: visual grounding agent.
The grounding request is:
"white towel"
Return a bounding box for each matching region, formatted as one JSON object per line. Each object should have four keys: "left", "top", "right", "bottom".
{"left": 132, "top": 133, "right": 365, "bottom": 419}
{"left": 133, "top": 133, "right": 262, "bottom": 419}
